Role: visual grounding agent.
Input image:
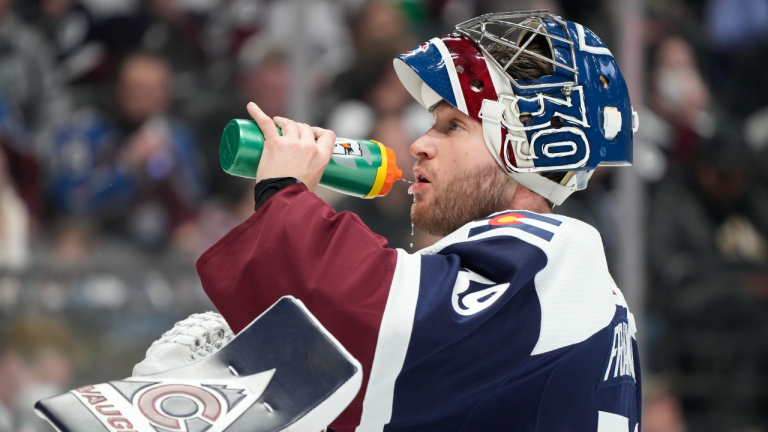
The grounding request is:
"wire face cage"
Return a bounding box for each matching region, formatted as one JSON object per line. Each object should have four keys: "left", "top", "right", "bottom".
{"left": 455, "top": 10, "right": 579, "bottom": 90}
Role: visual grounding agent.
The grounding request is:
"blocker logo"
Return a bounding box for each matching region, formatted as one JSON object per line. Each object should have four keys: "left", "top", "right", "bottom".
{"left": 138, "top": 384, "right": 222, "bottom": 431}
{"left": 73, "top": 370, "right": 275, "bottom": 432}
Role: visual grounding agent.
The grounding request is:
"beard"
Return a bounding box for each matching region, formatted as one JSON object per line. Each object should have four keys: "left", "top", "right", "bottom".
{"left": 411, "top": 161, "right": 518, "bottom": 237}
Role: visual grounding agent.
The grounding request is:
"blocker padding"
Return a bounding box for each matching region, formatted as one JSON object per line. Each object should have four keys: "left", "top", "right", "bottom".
{"left": 35, "top": 296, "right": 362, "bottom": 432}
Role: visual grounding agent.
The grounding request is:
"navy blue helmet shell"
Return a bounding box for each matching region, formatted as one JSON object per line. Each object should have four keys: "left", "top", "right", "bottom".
{"left": 393, "top": 10, "right": 637, "bottom": 176}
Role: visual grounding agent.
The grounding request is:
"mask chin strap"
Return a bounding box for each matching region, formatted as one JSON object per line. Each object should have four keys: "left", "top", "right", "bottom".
{"left": 509, "top": 172, "right": 583, "bottom": 206}
{"left": 480, "top": 99, "right": 587, "bottom": 206}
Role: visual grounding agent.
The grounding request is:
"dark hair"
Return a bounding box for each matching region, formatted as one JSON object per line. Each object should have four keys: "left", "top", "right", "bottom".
{"left": 486, "top": 35, "right": 567, "bottom": 185}
{"left": 486, "top": 34, "right": 554, "bottom": 80}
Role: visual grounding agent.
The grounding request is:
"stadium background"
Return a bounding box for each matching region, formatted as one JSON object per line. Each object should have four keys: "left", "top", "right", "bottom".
{"left": 0, "top": 0, "right": 767, "bottom": 431}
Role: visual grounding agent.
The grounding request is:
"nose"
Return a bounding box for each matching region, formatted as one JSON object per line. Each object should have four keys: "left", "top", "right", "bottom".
{"left": 410, "top": 129, "right": 437, "bottom": 161}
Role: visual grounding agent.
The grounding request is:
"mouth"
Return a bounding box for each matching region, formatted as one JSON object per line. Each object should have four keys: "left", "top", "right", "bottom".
{"left": 409, "top": 169, "right": 431, "bottom": 195}
{"left": 414, "top": 171, "right": 431, "bottom": 184}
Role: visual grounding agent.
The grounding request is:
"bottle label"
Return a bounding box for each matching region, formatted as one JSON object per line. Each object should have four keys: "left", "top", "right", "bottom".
{"left": 333, "top": 139, "right": 363, "bottom": 157}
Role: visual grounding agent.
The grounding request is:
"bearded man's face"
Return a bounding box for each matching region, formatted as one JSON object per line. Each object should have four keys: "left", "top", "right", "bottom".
{"left": 409, "top": 103, "right": 517, "bottom": 236}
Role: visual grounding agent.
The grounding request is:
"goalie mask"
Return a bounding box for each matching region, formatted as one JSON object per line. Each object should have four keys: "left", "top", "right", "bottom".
{"left": 394, "top": 10, "right": 638, "bottom": 205}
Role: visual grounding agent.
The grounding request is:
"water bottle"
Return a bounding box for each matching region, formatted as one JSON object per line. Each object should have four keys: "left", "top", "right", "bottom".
{"left": 220, "top": 119, "right": 403, "bottom": 198}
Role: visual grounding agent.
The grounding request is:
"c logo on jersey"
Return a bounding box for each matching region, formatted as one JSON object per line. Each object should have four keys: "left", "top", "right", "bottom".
{"left": 451, "top": 269, "right": 510, "bottom": 316}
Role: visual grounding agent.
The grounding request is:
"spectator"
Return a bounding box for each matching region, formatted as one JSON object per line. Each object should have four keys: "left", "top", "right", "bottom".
{"left": 705, "top": 0, "right": 768, "bottom": 52}
{"left": 35, "top": 0, "right": 106, "bottom": 85}
{"left": 237, "top": 0, "right": 353, "bottom": 92}
{"left": 649, "top": 36, "right": 713, "bottom": 171}
{"left": 180, "top": 47, "right": 290, "bottom": 201}
{"left": 0, "top": 0, "right": 71, "bottom": 152}
{"left": 648, "top": 138, "right": 768, "bottom": 294}
{"left": 0, "top": 150, "right": 29, "bottom": 270}
{"left": 0, "top": 0, "right": 68, "bottom": 221}
{"left": 642, "top": 378, "right": 688, "bottom": 432}
{"left": 647, "top": 136, "right": 768, "bottom": 430}
{"left": 239, "top": 51, "right": 291, "bottom": 120}
{"left": 0, "top": 315, "right": 78, "bottom": 432}
{"left": 173, "top": 176, "right": 256, "bottom": 258}
{"left": 707, "top": 0, "right": 768, "bottom": 119}
{"left": 0, "top": 93, "right": 38, "bottom": 227}
{"left": 0, "top": 343, "right": 18, "bottom": 432}
{"left": 170, "top": 49, "right": 296, "bottom": 257}
{"left": 142, "top": 0, "right": 207, "bottom": 75}
{"left": 203, "top": 0, "right": 267, "bottom": 60}
{"left": 349, "top": 0, "right": 412, "bottom": 55}
{"left": 47, "top": 52, "right": 205, "bottom": 251}
{"left": 91, "top": 0, "right": 204, "bottom": 71}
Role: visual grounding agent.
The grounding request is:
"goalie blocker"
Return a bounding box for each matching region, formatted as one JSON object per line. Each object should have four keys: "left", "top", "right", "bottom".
{"left": 34, "top": 297, "right": 362, "bottom": 432}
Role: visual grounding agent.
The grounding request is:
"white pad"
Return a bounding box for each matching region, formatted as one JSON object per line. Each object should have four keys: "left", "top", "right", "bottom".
{"left": 480, "top": 99, "right": 584, "bottom": 205}
{"left": 421, "top": 82, "right": 443, "bottom": 111}
{"left": 603, "top": 107, "right": 622, "bottom": 140}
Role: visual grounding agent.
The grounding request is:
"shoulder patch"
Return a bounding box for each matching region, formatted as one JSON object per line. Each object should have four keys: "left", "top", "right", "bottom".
{"left": 469, "top": 211, "right": 562, "bottom": 242}
{"left": 451, "top": 268, "right": 511, "bottom": 316}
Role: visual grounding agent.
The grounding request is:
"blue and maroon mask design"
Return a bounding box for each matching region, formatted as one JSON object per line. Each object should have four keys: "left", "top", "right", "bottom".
{"left": 394, "top": 10, "right": 637, "bottom": 177}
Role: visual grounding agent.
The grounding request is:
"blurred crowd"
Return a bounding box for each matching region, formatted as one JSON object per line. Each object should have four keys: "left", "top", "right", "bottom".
{"left": 0, "top": 0, "right": 766, "bottom": 431}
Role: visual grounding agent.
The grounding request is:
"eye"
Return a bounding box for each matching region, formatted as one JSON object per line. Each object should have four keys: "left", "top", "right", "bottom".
{"left": 450, "top": 121, "right": 463, "bottom": 132}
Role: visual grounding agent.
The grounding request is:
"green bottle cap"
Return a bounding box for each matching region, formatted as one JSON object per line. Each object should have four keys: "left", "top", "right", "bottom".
{"left": 220, "top": 119, "right": 268, "bottom": 178}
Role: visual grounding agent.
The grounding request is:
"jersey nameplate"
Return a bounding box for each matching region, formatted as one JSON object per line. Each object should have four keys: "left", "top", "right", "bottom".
{"left": 599, "top": 320, "right": 636, "bottom": 388}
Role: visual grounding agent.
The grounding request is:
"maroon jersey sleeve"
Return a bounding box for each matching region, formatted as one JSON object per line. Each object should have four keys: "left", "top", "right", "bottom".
{"left": 196, "top": 183, "right": 398, "bottom": 431}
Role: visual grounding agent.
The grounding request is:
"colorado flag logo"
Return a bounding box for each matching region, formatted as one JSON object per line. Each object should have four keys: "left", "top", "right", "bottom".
{"left": 468, "top": 211, "right": 562, "bottom": 241}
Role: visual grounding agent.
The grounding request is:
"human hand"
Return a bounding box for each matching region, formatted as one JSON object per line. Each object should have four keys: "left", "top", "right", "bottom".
{"left": 247, "top": 102, "right": 335, "bottom": 192}
{"left": 123, "top": 121, "right": 169, "bottom": 168}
